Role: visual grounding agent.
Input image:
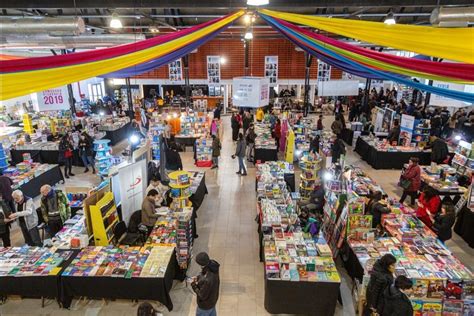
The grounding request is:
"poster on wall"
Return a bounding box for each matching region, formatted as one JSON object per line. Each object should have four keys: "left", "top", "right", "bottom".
{"left": 374, "top": 107, "right": 385, "bottom": 132}
{"left": 36, "top": 86, "right": 69, "bottom": 111}
{"left": 317, "top": 60, "right": 331, "bottom": 82}
{"left": 232, "top": 77, "right": 270, "bottom": 108}
{"left": 207, "top": 56, "right": 221, "bottom": 84}
{"left": 168, "top": 59, "right": 183, "bottom": 83}
{"left": 399, "top": 114, "right": 415, "bottom": 146}
{"left": 118, "top": 159, "right": 147, "bottom": 225}
{"left": 382, "top": 108, "right": 395, "bottom": 132}
{"left": 429, "top": 81, "right": 472, "bottom": 107}
{"left": 264, "top": 56, "right": 278, "bottom": 85}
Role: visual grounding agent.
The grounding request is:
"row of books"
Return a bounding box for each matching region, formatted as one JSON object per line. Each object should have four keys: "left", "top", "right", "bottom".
{"left": 255, "top": 123, "right": 277, "bottom": 150}
{"left": 61, "top": 245, "right": 173, "bottom": 279}
{"left": 0, "top": 246, "right": 74, "bottom": 277}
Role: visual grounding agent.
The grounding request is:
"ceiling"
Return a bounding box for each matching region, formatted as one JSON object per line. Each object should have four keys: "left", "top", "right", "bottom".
{"left": 1, "top": 0, "right": 472, "bottom": 38}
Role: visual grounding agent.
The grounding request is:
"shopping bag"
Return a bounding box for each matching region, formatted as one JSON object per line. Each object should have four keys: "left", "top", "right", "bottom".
{"left": 399, "top": 178, "right": 411, "bottom": 190}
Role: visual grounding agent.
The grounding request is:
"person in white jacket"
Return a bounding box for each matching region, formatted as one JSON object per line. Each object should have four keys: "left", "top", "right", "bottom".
{"left": 9, "top": 190, "right": 42, "bottom": 246}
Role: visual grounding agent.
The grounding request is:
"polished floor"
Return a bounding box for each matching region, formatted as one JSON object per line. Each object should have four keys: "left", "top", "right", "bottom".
{"left": 1, "top": 115, "right": 473, "bottom": 316}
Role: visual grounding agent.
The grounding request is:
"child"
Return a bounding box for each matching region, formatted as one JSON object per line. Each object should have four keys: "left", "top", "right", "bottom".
{"left": 431, "top": 202, "right": 456, "bottom": 242}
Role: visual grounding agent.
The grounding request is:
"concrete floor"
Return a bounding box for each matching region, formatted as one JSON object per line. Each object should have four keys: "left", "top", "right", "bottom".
{"left": 1, "top": 114, "right": 472, "bottom": 316}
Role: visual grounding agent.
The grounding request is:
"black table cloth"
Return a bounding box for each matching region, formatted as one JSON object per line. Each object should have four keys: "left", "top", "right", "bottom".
{"left": 454, "top": 206, "right": 474, "bottom": 248}
{"left": 18, "top": 165, "right": 65, "bottom": 198}
{"left": 254, "top": 148, "right": 278, "bottom": 163}
{"left": 0, "top": 249, "right": 78, "bottom": 303}
{"left": 103, "top": 122, "right": 131, "bottom": 146}
{"left": 175, "top": 136, "right": 198, "bottom": 148}
{"left": 341, "top": 128, "right": 355, "bottom": 146}
{"left": 61, "top": 251, "right": 177, "bottom": 311}
{"left": 354, "top": 137, "right": 432, "bottom": 170}
{"left": 340, "top": 242, "right": 365, "bottom": 283}
{"left": 264, "top": 276, "right": 340, "bottom": 315}
{"left": 11, "top": 149, "right": 84, "bottom": 166}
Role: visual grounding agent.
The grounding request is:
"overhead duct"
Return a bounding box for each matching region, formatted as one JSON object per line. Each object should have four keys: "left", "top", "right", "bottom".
{"left": 430, "top": 6, "right": 474, "bottom": 27}
{"left": 0, "top": 34, "right": 146, "bottom": 49}
{"left": 0, "top": 17, "right": 85, "bottom": 36}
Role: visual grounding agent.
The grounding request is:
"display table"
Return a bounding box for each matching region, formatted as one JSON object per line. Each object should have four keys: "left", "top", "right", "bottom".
{"left": 17, "top": 165, "right": 65, "bottom": 198}
{"left": 254, "top": 148, "right": 278, "bottom": 163}
{"left": 454, "top": 206, "right": 474, "bottom": 248}
{"left": 61, "top": 251, "right": 177, "bottom": 310}
{"left": 102, "top": 122, "right": 131, "bottom": 146}
{"left": 354, "top": 137, "right": 432, "bottom": 169}
{"left": 264, "top": 276, "right": 340, "bottom": 315}
{"left": 0, "top": 249, "right": 78, "bottom": 305}
{"left": 11, "top": 149, "right": 84, "bottom": 166}
{"left": 174, "top": 135, "right": 198, "bottom": 148}
{"left": 341, "top": 242, "right": 365, "bottom": 282}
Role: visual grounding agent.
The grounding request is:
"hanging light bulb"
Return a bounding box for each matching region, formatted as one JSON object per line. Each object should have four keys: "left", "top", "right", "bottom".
{"left": 220, "top": 56, "right": 227, "bottom": 64}
{"left": 244, "top": 14, "right": 252, "bottom": 25}
{"left": 110, "top": 13, "right": 123, "bottom": 28}
{"left": 384, "top": 12, "right": 396, "bottom": 25}
{"left": 244, "top": 31, "right": 253, "bottom": 40}
{"left": 247, "top": 0, "right": 269, "bottom": 6}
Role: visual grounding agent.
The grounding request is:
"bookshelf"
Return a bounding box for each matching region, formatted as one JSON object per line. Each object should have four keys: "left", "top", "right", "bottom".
{"left": 298, "top": 153, "right": 321, "bottom": 199}
{"left": 93, "top": 139, "right": 114, "bottom": 176}
{"left": 89, "top": 191, "right": 119, "bottom": 246}
{"left": 195, "top": 137, "right": 213, "bottom": 167}
{"left": 168, "top": 171, "right": 192, "bottom": 210}
{"left": 22, "top": 113, "right": 34, "bottom": 135}
{"left": 452, "top": 140, "right": 473, "bottom": 175}
{"left": 412, "top": 119, "right": 430, "bottom": 145}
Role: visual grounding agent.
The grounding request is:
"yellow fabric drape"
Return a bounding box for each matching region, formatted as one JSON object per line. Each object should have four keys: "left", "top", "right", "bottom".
{"left": 0, "top": 11, "right": 244, "bottom": 101}
{"left": 260, "top": 9, "right": 474, "bottom": 64}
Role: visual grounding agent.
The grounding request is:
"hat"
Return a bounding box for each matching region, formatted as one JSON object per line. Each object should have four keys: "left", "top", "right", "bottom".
{"left": 195, "top": 252, "right": 210, "bottom": 266}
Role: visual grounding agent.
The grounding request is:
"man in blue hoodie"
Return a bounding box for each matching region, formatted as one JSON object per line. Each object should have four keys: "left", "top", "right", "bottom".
{"left": 191, "top": 252, "right": 220, "bottom": 316}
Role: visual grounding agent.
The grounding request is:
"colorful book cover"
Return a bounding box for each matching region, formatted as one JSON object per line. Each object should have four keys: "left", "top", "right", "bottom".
{"left": 412, "top": 279, "right": 430, "bottom": 298}
{"left": 442, "top": 299, "right": 463, "bottom": 316}
{"left": 463, "top": 280, "right": 474, "bottom": 300}
{"left": 411, "top": 299, "right": 424, "bottom": 316}
{"left": 427, "top": 279, "right": 445, "bottom": 299}
{"left": 462, "top": 300, "right": 474, "bottom": 316}
{"left": 421, "top": 299, "right": 442, "bottom": 315}
{"left": 445, "top": 280, "right": 464, "bottom": 300}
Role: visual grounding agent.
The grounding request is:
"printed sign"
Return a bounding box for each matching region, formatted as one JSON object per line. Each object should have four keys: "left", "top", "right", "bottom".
{"left": 118, "top": 159, "right": 147, "bottom": 225}
{"left": 232, "top": 77, "right": 270, "bottom": 108}
{"left": 37, "top": 86, "right": 69, "bottom": 111}
{"left": 399, "top": 114, "right": 415, "bottom": 146}
{"left": 264, "top": 56, "right": 278, "bottom": 85}
{"left": 207, "top": 56, "right": 221, "bottom": 84}
{"left": 168, "top": 59, "right": 183, "bottom": 82}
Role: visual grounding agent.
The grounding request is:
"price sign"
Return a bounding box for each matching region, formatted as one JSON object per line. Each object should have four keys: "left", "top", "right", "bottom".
{"left": 37, "top": 87, "right": 69, "bottom": 111}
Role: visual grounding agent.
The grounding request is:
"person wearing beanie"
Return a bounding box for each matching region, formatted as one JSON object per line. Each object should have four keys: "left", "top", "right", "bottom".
{"left": 191, "top": 252, "right": 220, "bottom": 316}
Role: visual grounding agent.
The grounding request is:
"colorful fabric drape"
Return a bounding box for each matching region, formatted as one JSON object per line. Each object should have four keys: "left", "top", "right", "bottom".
{"left": 260, "top": 14, "right": 474, "bottom": 103}
{"left": 260, "top": 9, "right": 474, "bottom": 64}
{"left": 0, "top": 11, "right": 244, "bottom": 101}
{"left": 275, "top": 18, "right": 474, "bottom": 84}
{"left": 0, "top": 54, "right": 23, "bottom": 61}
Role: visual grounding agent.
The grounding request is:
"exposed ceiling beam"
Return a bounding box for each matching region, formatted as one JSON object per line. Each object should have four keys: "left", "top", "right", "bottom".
{"left": 0, "top": 0, "right": 470, "bottom": 9}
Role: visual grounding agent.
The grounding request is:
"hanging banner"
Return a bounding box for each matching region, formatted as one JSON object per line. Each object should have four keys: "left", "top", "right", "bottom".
{"left": 429, "top": 81, "right": 473, "bottom": 107}
{"left": 374, "top": 107, "right": 385, "bottom": 133}
{"left": 232, "top": 77, "right": 270, "bottom": 108}
{"left": 118, "top": 159, "right": 147, "bottom": 225}
{"left": 36, "top": 86, "right": 69, "bottom": 111}
{"left": 207, "top": 56, "right": 221, "bottom": 84}
{"left": 317, "top": 80, "right": 359, "bottom": 96}
{"left": 399, "top": 114, "right": 415, "bottom": 146}
{"left": 264, "top": 56, "right": 278, "bottom": 85}
{"left": 168, "top": 59, "right": 183, "bottom": 83}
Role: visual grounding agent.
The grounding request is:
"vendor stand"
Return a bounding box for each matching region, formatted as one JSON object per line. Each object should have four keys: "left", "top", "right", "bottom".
{"left": 420, "top": 164, "right": 467, "bottom": 203}
{"left": 254, "top": 123, "right": 278, "bottom": 163}
{"left": 60, "top": 245, "right": 176, "bottom": 310}
{"left": 0, "top": 248, "right": 79, "bottom": 307}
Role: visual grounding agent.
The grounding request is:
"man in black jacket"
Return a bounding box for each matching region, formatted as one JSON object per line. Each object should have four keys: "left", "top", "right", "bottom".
{"left": 191, "top": 252, "right": 220, "bottom": 316}
{"left": 383, "top": 275, "right": 414, "bottom": 316}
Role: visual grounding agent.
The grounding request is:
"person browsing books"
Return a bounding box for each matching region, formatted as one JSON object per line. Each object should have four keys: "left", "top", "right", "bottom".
{"left": 382, "top": 275, "right": 414, "bottom": 316}
{"left": 40, "top": 185, "right": 71, "bottom": 238}
{"left": 364, "top": 254, "right": 396, "bottom": 316}
{"left": 10, "top": 190, "right": 42, "bottom": 246}
{"left": 366, "top": 191, "right": 391, "bottom": 229}
{"left": 190, "top": 252, "right": 220, "bottom": 316}
{"left": 141, "top": 190, "right": 161, "bottom": 235}
{"left": 431, "top": 202, "right": 456, "bottom": 242}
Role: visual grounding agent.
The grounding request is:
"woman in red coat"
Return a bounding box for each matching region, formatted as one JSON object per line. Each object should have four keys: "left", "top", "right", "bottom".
{"left": 273, "top": 119, "right": 282, "bottom": 151}
{"left": 416, "top": 187, "right": 441, "bottom": 227}
{"left": 399, "top": 157, "right": 421, "bottom": 206}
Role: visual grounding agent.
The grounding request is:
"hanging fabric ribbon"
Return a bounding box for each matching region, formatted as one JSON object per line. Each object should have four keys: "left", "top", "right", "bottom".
{"left": 0, "top": 11, "right": 244, "bottom": 101}
{"left": 260, "top": 14, "right": 474, "bottom": 103}
{"left": 259, "top": 9, "right": 474, "bottom": 64}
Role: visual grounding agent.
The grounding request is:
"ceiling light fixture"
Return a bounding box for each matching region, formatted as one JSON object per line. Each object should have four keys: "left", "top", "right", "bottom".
{"left": 220, "top": 56, "right": 227, "bottom": 64}
{"left": 244, "top": 31, "right": 253, "bottom": 40}
{"left": 384, "top": 12, "right": 396, "bottom": 25}
{"left": 149, "top": 27, "right": 160, "bottom": 33}
{"left": 244, "top": 14, "right": 252, "bottom": 25}
{"left": 247, "top": 0, "right": 269, "bottom": 6}
{"left": 110, "top": 13, "right": 123, "bottom": 28}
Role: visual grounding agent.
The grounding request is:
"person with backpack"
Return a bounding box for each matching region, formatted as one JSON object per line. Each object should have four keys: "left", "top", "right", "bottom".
{"left": 364, "top": 254, "right": 396, "bottom": 316}
{"left": 211, "top": 134, "right": 221, "bottom": 169}
{"left": 232, "top": 133, "right": 247, "bottom": 176}
{"left": 40, "top": 185, "right": 71, "bottom": 237}
{"left": 58, "top": 133, "right": 75, "bottom": 179}
{"left": 383, "top": 276, "right": 414, "bottom": 316}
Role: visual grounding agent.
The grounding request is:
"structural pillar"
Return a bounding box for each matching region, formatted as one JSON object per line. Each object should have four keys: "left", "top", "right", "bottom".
{"left": 244, "top": 40, "right": 250, "bottom": 76}
{"left": 60, "top": 49, "right": 76, "bottom": 115}
{"left": 125, "top": 77, "right": 134, "bottom": 121}
{"left": 303, "top": 52, "right": 313, "bottom": 117}
{"left": 183, "top": 55, "right": 191, "bottom": 108}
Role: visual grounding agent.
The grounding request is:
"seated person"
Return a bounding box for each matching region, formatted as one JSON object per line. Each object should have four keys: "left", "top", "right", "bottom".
{"left": 146, "top": 176, "right": 169, "bottom": 202}
{"left": 415, "top": 187, "right": 441, "bottom": 228}
{"left": 299, "top": 184, "right": 325, "bottom": 215}
{"left": 366, "top": 191, "right": 391, "bottom": 228}
{"left": 141, "top": 190, "right": 161, "bottom": 235}
{"left": 432, "top": 202, "right": 456, "bottom": 242}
